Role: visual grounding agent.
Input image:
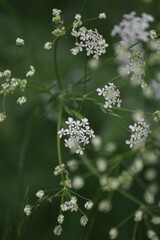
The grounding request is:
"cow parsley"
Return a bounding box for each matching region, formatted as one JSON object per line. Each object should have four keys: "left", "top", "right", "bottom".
{"left": 126, "top": 118, "right": 151, "bottom": 148}
{"left": 58, "top": 117, "right": 95, "bottom": 155}
{"left": 97, "top": 83, "right": 122, "bottom": 109}
{"left": 111, "top": 11, "right": 154, "bottom": 47}
{"left": 71, "top": 27, "right": 109, "bottom": 59}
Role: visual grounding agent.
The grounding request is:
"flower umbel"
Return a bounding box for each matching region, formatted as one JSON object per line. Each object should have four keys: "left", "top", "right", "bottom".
{"left": 97, "top": 83, "right": 122, "bottom": 109}
{"left": 58, "top": 117, "right": 95, "bottom": 155}
{"left": 126, "top": 118, "right": 151, "bottom": 148}
{"left": 71, "top": 27, "right": 109, "bottom": 59}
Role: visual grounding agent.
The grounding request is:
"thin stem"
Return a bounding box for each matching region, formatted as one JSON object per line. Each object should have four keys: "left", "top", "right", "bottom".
{"left": 83, "top": 58, "right": 88, "bottom": 95}
{"left": 118, "top": 189, "right": 144, "bottom": 206}
{"left": 112, "top": 106, "right": 153, "bottom": 115}
{"left": 117, "top": 211, "right": 134, "bottom": 228}
{"left": 54, "top": 38, "right": 62, "bottom": 90}
{"left": 57, "top": 101, "right": 63, "bottom": 165}
{"left": 132, "top": 222, "right": 139, "bottom": 240}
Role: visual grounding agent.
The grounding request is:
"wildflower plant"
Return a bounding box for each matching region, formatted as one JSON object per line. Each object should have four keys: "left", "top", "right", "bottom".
{"left": 1, "top": 2, "right": 160, "bottom": 240}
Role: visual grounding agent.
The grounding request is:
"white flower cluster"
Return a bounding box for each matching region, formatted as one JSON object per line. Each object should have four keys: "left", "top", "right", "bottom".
{"left": 0, "top": 112, "right": 6, "bottom": 122}
{"left": 71, "top": 27, "right": 109, "bottom": 59}
{"left": 97, "top": 83, "right": 122, "bottom": 109}
{"left": 53, "top": 164, "right": 65, "bottom": 175}
{"left": 111, "top": 11, "right": 154, "bottom": 47}
{"left": 36, "top": 190, "right": 44, "bottom": 199}
{"left": 99, "top": 13, "right": 107, "bottom": 19}
{"left": 134, "top": 210, "right": 143, "bottom": 222}
{"left": 16, "top": 37, "right": 25, "bottom": 46}
{"left": 109, "top": 228, "right": 119, "bottom": 239}
{"left": 80, "top": 215, "right": 88, "bottom": 226}
{"left": 58, "top": 117, "right": 95, "bottom": 155}
{"left": 53, "top": 197, "right": 93, "bottom": 236}
{"left": 26, "top": 65, "right": 35, "bottom": 77}
{"left": 126, "top": 52, "right": 146, "bottom": 87}
{"left": 60, "top": 196, "right": 78, "bottom": 212}
{"left": 126, "top": 118, "right": 151, "bottom": 148}
{"left": 17, "top": 96, "right": 27, "bottom": 105}
{"left": 24, "top": 205, "right": 32, "bottom": 216}
{"left": 51, "top": 8, "right": 66, "bottom": 37}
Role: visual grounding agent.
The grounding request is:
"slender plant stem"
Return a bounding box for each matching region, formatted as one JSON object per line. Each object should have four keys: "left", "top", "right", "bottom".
{"left": 118, "top": 189, "right": 144, "bottom": 206}
{"left": 57, "top": 101, "right": 63, "bottom": 166}
{"left": 83, "top": 58, "right": 88, "bottom": 95}
{"left": 54, "top": 38, "right": 62, "bottom": 90}
{"left": 57, "top": 100, "right": 65, "bottom": 184}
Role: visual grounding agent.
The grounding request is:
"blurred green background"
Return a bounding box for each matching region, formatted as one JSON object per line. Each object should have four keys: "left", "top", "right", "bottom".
{"left": 0, "top": 0, "right": 160, "bottom": 239}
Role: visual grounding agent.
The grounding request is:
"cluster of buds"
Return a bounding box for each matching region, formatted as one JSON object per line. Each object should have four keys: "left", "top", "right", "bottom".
{"left": 0, "top": 66, "right": 35, "bottom": 122}
{"left": 52, "top": 8, "right": 66, "bottom": 37}
{"left": 54, "top": 196, "right": 93, "bottom": 236}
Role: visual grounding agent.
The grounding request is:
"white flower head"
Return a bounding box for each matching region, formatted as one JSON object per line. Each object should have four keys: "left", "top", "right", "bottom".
{"left": 24, "top": 205, "right": 32, "bottom": 216}
{"left": 126, "top": 118, "right": 151, "bottom": 148}
{"left": 36, "top": 190, "right": 44, "bottom": 199}
{"left": 80, "top": 215, "right": 88, "bottom": 226}
{"left": 84, "top": 200, "right": 94, "bottom": 210}
{"left": 44, "top": 42, "right": 52, "bottom": 50}
{"left": 17, "top": 96, "right": 27, "bottom": 105}
{"left": 111, "top": 11, "right": 154, "bottom": 47}
{"left": 58, "top": 117, "right": 95, "bottom": 155}
{"left": 16, "top": 37, "right": 25, "bottom": 46}
{"left": 57, "top": 214, "right": 65, "bottom": 224}
{"left": 72, "top": 176, "right": 84, "bottom": 190}
{"left": 109, "top": 228, "right": 118, "bottom": 239}
{"left": 0, "top": 112, "right": 6, "bottom": 122}
{"left": 26, "top": 66, "right": 35, "bottom": 77}
{"left": 99, "top": 13, "right": 107, "bottom": 19}
{"left": 53, "top": 224, "right": 62, "bottom": 236}
{"left": 97, "top": 83, "right": 122, "bottom": 109}
{"left": 134, "top": 210, "right": 143, "bottom": 222}
{"left": 71, "top": 27, "right": 109, "bottom": 59}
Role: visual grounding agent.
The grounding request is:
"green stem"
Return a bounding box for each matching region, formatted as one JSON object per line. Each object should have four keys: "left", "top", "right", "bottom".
{"left": 57, "top": 100, "right": 65, "bottom": 184}
{"left": 54, "top": 38, "right": 62, "bottom": 90}
{"left": 117, "top": 212, "right": 134, "bottom": 228}
{"left": 83, "top": 58, "right": 88, "bottom": 95}
{"left": 80, "top": 154, "right": 100, "bottom": 178}
{"left": 118, "top": 189, "right": 144, "bottom": 206}
{"left": 57, "top": 101, "right": 63, "bottom": 166}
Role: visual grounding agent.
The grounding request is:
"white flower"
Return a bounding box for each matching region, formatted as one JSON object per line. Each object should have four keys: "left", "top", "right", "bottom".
{"left": 84, "top": 200, "right": 94, "bottom": 210}
{"left": 126, "top": 52, "right": 146, "bottom": 87}
{"left": 36, "top": 190, "right": 44, "bottom": 199}
{"left": 109, "top": 228, "right": 118, "bottom": 239}
{"left": 17, "top": 96, "right": 27, "bottom": 105}
{"left": 80, "top": 215, "right": 88, "bottom": 226}
{"left": 16, "top": 37, "right": 24, "bottom": 46}
{"left": 96, "top": 158, "right": 107, "bottom": 172}
{"left": 111, "top": 11, "right": 154, "bottom": 47}
{"left": 52, "top": 9, "right": 61, "bottom": 16}
{"left": 53, "top": 224, "right": 62, "bottom": 236}
{"left": 70, "top": 47, "right": 79, "bottom": 55}
{"left": 72, "top": 176, "right": 84, "bottom": 190}
{"left": 98, "top": 199, "right": 112, "bottom": 213}
{"left": 0, "top": 112, "right": 6, "bottom": 122}
{"left": 126, "top": 118, "right": 151, "bottom": 148}
{"left": 134, "top": 210, "right": 143, "bottom": 222}
{"left": 71, "top": 27, "right": 109, "bottom": 59}
{"left": 44, "top": 42, "right": 52, "bottom": 50}
{"left": 58, "top": 117, "right": 95, "bottom": 155}
{"left": 97, "top": 83, "right": 122, "bottom": 109}
{"left": 57, "top": 214, "right": 65, "bottom": 224}
{"left": 24, "top": 205, "right": 32, "bottom": 216}
{"left": 26, "top": 66, "right": 35, "bottom": 77}
{"left": 99, "top": 13, "right": 106, "bottom": 19}
{"left": 54, "top": 164, "right": 65, "bottom": 175}
{"left": 60, "top": 197, "right": 78, "bottom": 212}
